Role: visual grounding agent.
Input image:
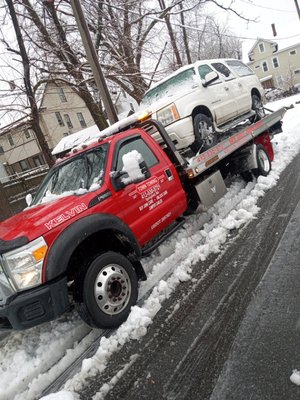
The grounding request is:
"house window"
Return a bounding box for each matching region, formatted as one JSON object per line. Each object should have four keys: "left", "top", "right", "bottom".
{"left": 33, "top": 155, "right": 43, "bottom": 167}
{"left": 0, "top": 146, "right": 4, "bottom": 155}
{"left": 7, "top": 134, "right": 14, "bottom": 146}
{"left": 294, "top": 69, "right": 300, "bottom": 75}
{"left": 289, "top": 49, "right": 297, "bottom": 55}
{"left": 58, "top": 87, "right": 67, "bottom": 102}
{"left": 63, "top": 132, "right": 69, "bottom": 137}
{"left": 272, "top": 57, "right": 279, "bottom": 68}
{"left": 64, "top": 114, "right": 73, "bottom": 129}
{"left": 24, "top": 129, "right": 31, "bottom": 139}
{"left": 259, "top": 43, "right": 265, "bottom": 53}
{"left": 77, "top": 112, "right": 87, "bottom": 128}
{"left": 55, "top": 112, "right": 65, "bottom": 127}
{"left": 262, "top": 61, "right": 269, "bottom": 72}
{"left": 20, "top": 159, "right": 29, "bottom": 171}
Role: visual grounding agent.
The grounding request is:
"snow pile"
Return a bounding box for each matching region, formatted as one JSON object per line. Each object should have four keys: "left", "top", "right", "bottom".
{"left": 0, "top": 95, "right": 300, "bottom": 400}
{"left": 290, "top": 369, "right": 300, "bottom": 386}
{"left": 121, "top": 150, "right": 145, "bottom": 184}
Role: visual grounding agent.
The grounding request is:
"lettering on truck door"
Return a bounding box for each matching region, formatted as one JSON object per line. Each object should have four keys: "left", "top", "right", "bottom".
{"left": 111, "top": 135, "right": 185, "bottom": 246}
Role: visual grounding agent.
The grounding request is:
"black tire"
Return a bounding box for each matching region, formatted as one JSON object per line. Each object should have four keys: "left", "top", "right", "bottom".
{"left": 191, "top": 113, "right": 217, "bottom": 153}
{"left": 251, "top": 94, "right": 265, "bottom": 122}
{"left": 240, "top": 171, "right": 254, "bottom": 182}
{"left": 253, "top": 144, "right": 271, "bottom": 177}
{"left": 77, "top": 251, "right": 138, "bottom": 329}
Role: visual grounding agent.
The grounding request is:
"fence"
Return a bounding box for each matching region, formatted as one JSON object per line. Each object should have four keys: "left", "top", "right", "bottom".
{"left": 0, "top": 166, "right": 49, "bottom": 222}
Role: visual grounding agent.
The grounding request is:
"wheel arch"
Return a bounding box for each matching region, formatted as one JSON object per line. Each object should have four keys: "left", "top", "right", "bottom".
{"left": 251, "top": 88, "right": 262, "bottom": 99}
{"left": 191, "top": 105, "right": 213, "bottom": 121}
{"left": 44, "top": 214, "right": 144, "bottom": 284}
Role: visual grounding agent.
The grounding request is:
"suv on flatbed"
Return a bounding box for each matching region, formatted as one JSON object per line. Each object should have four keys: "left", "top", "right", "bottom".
{"left": 141, "top": 58, "right": 265, "bottom": 153}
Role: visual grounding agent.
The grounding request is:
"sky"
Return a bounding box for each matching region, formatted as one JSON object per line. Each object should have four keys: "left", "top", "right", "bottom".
{"left": 205, "top": 0, "right": 300, "bottom": 61}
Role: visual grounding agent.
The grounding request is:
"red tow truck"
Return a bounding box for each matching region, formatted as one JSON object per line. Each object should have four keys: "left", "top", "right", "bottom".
{"left": 0, "top": 107, "right": 287, "bottom": 330}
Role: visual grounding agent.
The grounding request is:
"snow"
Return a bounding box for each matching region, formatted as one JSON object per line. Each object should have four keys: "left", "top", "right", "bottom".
{"left": 1, "top": 94, "right": 300, "bottom": 400}
{"left": 290, "top": 370, "right": 300, "bottom": 386}
{"left": 121, "top": 150, "right": 145, "bottom": 184}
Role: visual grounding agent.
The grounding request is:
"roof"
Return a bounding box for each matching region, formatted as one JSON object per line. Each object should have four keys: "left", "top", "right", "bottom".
{"left": 145, "top": 58, "right": 239, "bottom": 94}
{"left": 248, "top": 38, "right": 278, "bottom": 55}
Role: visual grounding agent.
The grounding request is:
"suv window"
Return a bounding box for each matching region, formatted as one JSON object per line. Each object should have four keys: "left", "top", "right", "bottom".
{"left": 198, "top": 64, "right": 214, "bottom": 80}
{"left": 226, "top": 60, "right": 254, "bottom": 77}
{"left": 211, "top": 62, "right": 235, "bottom": 80}
{"left": 116, "top": 137, "right": 158, "bottom": 171}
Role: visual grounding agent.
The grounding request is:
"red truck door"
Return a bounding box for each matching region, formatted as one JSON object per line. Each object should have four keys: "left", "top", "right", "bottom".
{"left": 110, "top": 134, "right": 187, "bottom": 246}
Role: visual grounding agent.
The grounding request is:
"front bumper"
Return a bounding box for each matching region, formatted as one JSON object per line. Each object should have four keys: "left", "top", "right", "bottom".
{"left": 0, "top": 276, "right": 70, "bottom": 330}
{"left": 149, "top": 116, "right": 195, "bottom": 150}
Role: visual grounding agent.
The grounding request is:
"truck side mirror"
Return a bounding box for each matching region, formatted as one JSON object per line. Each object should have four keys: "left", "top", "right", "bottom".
{"left": 202, "top": 71, "right": 219, "bottom": 87}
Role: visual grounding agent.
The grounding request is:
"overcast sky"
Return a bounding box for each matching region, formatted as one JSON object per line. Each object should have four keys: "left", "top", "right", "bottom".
{"left": 205, "top": 0, "right": 300, "bottom": 60}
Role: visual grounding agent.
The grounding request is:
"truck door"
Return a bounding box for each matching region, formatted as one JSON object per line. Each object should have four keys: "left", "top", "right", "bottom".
{"left": 110, "top": 134, "right": 186, "bottom": 246}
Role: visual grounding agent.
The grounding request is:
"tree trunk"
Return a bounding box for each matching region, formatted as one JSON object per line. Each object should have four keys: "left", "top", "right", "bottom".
{"left": 5, "top": 0, "right": 54, "bottom": 167}
{"left": 158, "top": 0, "right": 182, "bottom": 68}
{"left": 179, "top": 2, "right": 192, "bottom": 64}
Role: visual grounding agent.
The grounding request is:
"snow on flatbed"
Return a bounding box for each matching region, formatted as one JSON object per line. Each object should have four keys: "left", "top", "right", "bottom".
{"left": 1, "top": 95, "right": 300, "bottom": 400}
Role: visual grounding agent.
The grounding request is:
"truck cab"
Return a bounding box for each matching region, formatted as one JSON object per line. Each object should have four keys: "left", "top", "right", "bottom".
{"left": 0, "top": 127, "right": 186, "bottom": 330}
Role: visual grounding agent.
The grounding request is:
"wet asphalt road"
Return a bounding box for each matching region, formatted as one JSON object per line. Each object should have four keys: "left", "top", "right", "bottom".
{"left": 79, "top": 152, "right": 300, "bottom": 400}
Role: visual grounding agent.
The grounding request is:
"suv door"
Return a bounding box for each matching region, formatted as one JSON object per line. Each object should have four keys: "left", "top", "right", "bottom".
{"left": 198, "top": 63, "right": 237, "bottom": 126}
{"left": 110, "top": 134, "right": 186, "bottom": 246}
{"left": 210, "top": 62, "right": 240, "bottom": 122}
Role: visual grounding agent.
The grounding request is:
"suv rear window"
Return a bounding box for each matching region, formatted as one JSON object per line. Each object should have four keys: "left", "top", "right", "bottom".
{"left": 226, "top": 60, "right": 254, "bottom": 77}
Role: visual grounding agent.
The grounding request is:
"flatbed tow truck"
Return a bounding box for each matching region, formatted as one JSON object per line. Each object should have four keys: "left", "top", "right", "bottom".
{"left": 0, "top": 106, "right": 288, "bottom": 330}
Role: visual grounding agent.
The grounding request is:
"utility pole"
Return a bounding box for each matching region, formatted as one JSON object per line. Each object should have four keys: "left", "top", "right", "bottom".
{"left": 70, "top": 0, "right": 118, "bottom": 124}
{"left": 294, "top": 0, "right": 300, "bottom": 21}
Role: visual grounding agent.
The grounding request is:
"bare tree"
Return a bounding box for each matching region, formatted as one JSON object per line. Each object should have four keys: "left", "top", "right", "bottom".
{"left": 4, "top": 0, "right": 54, "bottom": 167}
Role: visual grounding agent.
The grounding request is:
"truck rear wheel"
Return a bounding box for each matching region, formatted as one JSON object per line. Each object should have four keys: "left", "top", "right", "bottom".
{"left": 77, "top": 252, "right": 138, "bottom": 329}
{"left": 253, "top": 144, "right": 271, "bottom": 177}
{"left": 191, "top": 113, "right": 217, "bottom": 153}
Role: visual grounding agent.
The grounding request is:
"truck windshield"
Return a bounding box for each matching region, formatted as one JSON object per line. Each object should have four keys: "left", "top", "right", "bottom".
{"left": 32, "top": 145, "right": 108, "bottom": 205}
{"left": 141, "top": 68, "right": 195, "bottom": 106}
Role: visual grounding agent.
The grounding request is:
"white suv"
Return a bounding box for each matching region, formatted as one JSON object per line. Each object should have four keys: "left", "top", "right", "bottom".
{"left": 140, "top": 59, "right": 265, "bottom": 153}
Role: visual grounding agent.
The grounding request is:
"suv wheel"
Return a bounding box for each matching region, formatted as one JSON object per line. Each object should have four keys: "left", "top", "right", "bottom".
{"left": 251, "top": 95, "right": 265, "bottom": 122}
{"left": 191, "top": 113, "right": 217, "bottom": 153}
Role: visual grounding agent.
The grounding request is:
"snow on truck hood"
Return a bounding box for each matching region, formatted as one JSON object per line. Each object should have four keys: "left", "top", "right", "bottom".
{"left": 0, "top": 194, "right": 90, "bottom": 243}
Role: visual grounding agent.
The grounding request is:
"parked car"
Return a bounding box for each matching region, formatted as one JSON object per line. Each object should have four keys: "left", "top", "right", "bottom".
{"left": 140, "top": 59, "right": 265, "bottom": 153}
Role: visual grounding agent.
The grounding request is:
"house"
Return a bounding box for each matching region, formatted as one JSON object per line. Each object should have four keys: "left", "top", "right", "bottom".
{"left": 247, "top": 38, "right": 300, "bottom": 90}
{"left": 0, "top": 82, "right": 95, "bottom": 179}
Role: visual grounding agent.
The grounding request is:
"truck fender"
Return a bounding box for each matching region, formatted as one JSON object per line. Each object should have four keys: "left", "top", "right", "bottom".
{"left": 44, "top": 213, "right": 142, "bottom": 281}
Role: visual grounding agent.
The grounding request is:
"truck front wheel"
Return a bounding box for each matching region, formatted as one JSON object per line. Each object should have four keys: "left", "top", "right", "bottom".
{"left": 77, "top": 252, "right": 138, "bottom": 329}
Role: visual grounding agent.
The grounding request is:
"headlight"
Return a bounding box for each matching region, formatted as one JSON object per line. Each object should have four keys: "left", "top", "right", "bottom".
{"left": 157, "top": 104, "right": 180, "bottom": 126}
{"left": 2, "top": 237, "right": 48, "bottom": 291}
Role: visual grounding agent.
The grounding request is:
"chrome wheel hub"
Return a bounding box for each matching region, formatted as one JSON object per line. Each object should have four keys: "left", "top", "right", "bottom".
{"left": 258, "top": 150, "right": 270, "bottom": 172}
{"left": 94, "top": 264, "right": 131, "bottom": 315}
{"left": 199, "top": 121, "right": 215, "bottom": 146}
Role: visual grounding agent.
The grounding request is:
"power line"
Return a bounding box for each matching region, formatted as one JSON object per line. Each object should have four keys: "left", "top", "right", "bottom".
{"left": 238, "top": 0, "right": 295, "bottom": 13}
